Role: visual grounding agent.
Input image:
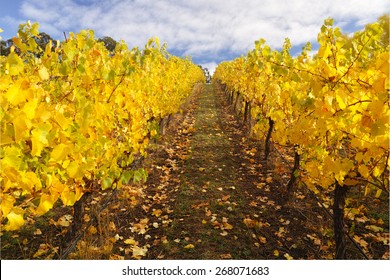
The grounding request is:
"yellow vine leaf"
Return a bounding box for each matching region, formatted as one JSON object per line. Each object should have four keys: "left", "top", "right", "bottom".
{"left": 36, "top": 194, "right": 55, "bottom": 215}
{"left": 50, "top": 143, "right": 70, "bottom": 161}
{"left": 5, "top": 83, "right": 25, "bottom": 106}
{"left": 13, "top": 114, "right": 28, "bottom": 142}
{"left": 31, "top": 123, "right": 52, "bottom": 156}
{"left": 22, "top": 98, "right": 38, "bottom": 119}
{"left": 4, "top": 210, "right": 25, "bottom": 231}
{"left": 66, "top": 161, "right": 80, "bottom": 178}
{"left": 1, "top": 194, "right": 16, "bottom": 217}
{"left": 38, "top": 66, "right": 50, "bottom": 80}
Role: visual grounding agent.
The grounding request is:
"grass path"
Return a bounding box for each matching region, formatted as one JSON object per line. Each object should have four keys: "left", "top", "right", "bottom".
{"left": 145, "top": 84, "right": 283, "bottom": 259}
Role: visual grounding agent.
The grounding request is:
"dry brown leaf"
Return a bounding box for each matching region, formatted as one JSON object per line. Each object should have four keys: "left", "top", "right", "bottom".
{"left": 132, "top": 245, "right": 148, "bottom": 259}
{"left": 57, "top": 214, "right": 72, "bottom": 227}
{"left": 110, "top": 254, "right": 125, "bottom": 260}
{"left": 220, "top": 253, "right": 232, "bottom": 259}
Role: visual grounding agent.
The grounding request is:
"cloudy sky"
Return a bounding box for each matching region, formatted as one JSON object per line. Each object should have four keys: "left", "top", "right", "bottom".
{"left": 1, "top": 0, "right": 389, "bottom": 73}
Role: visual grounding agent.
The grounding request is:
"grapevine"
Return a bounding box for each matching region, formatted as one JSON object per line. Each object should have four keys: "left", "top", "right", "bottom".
{"left": 0, "top": 22, "right": 205, "bottom": 231}
{"left": 214, "top": 16, "right": 389, "bottom": 258}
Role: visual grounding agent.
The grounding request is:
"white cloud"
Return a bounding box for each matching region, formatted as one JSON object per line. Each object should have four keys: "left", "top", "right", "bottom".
{"left": 6, "top": 0, "right": 390, "bottom": 66}
{"left": 201, "top": 61, "right": 218, "bottom": 75}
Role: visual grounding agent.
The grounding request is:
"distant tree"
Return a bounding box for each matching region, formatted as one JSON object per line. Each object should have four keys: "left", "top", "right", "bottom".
{"left": 34, "top": 32, "right": 54, "bottom": 50}
{"left": 198, "top": 65, "right": 211, "bottom": 83}
{"left": 98, "top": 36, "right": 117, "bottom": 53}
{"left": 0, "top": 39, "right": 13, "bottom": 56}
{"left": 0, "top": 40, "right": 7, "bottom": 55}
{"left": 0, "top": 32, "right": 55, "bottom": 56}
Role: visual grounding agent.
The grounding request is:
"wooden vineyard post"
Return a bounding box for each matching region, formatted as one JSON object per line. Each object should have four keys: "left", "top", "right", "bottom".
{"left": 333, "top": 182, "right": 348, "bottom": 259}
{"left": 264, "top": 117, "right": 274, "bottom": 160}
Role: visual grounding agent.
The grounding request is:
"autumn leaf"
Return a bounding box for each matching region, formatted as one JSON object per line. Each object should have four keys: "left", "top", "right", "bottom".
{"left": 88, "top": 226, "right": 97, "bottom": 235}
{"left": 132, "top": 245, "right": 148, "bottom": 259}
{"left": 124, "top": 238, "right": 136, "bottom": 245}
{"left": 258, "top": 236, "right": 267, "bottom": 244}
{"left": 4, "top": 210, "right": 25, "bottom": 231}
{"left": 33, "top": 244, "right": 50, "bottom": 258}
{"left": 110, "top": 254, "right": 125, "bottom": 260}
{"left": 184, "top": 244, "right": 195, "bottom": 249}
{"left": 115, "top": 234, "right": 123, "bottom": 241}
{"left": 307, "top": 234, "right": 321, "bottom": 245}
{"left": 220, "top": 231, "right": 228, "bottom": 236}
{"left": 223, "top": 223, "right": 234, "bottom": 230}
{"left": 220, "top": 253, "right": 232, "bottom": 259}
{"left": 57, "top": 214, "right": 73, "bottom": 227}
{"left": 38, "top": 66, "right": 50, "bottom": 80}
{"left": 152, "top": 209, "right": 162, "bottom": 217}
{"left": 109, "top": 221, "right": 116, "bottom": 231}
{"left": 365, "top": 225, "right": 384, "bottom": 233}
{"left": 243, "top": 218, "right": 257, "bottom": 228}
{"left": 131, "top": 218, "right": 149, "bottom": 234}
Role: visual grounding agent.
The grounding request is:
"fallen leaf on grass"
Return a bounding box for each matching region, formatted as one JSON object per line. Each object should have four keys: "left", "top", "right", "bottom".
{"left": 184, "top": 244, "right": 195, "bottom": 249}
{"left": 110, "top": 254, "right": 125, "bottom": 260}
{"left": 88, "top": 226, "right": 97, "bottom": 235}
{"left": 220, "top": 231, "right": 228, "bottom": 236}
{"left": 243, "top": 218, "right": 257, "bottom": 228}
{"left": 275, "top": 227, "right": 286, "bottom": 238}
{"left": 307, "top": 234, "right": 321, "bottom": 246}
{"left": 161, "top": 236, "right": 169, "bottom": 244}
{"left": 258, "top": 236, "right": 267, "bottom": 244}
{"left": 56, "top": 214, "right": 73, "bottom": 227}
{"left": 152, "top": 209, "right": 163, "bottom": 217}
{"left": 192, "top": 202, "right": 209, "bottom": 209}
{"left": 124, "top": 238, "right": 136, "bottom": 245}
{"left": 249, "top": 201, "right": 258, "bottom": 207}
{"left": 382, "top": 251, "right": 390, "bottom": 260}
{"left": 223, "top": 223, "right": 234, "bottom": 230}
{"left": 365, "top": 225, "right": 384, "bottom": 233}
{"left": 109, "top": 221, "right": 116, "bottom": 231}
{"left": 132, "top": 245, "right": 148, "bottom": 259}
{"left": 131, "top": 218, "right": 149, "bottom": 234}
{"left": 33, "top": 244, "right": 50, "bottom": 258}
{"left": 353, "top": 235, "right": 369, "bottom": 249}
{"left": 115, "top": 234, "right": 123, "bottom": 241}
{"left": 220, "top": 253, "right": 232, "bottom": 259}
